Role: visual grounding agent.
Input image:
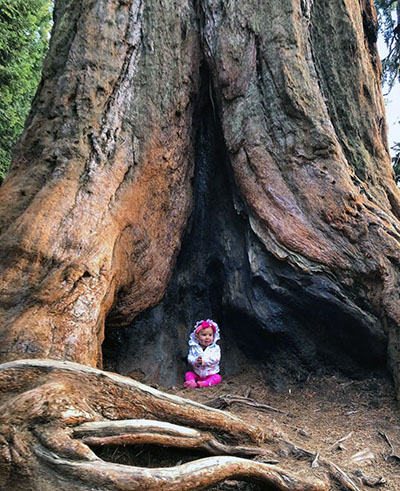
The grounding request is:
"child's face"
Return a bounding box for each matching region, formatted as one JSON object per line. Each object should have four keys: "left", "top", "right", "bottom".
{"left": 196, "top": 327, "right": 214, "bottom": 348}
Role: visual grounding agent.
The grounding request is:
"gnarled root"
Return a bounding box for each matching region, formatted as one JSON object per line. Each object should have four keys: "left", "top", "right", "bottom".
{"left": 73, "top": 419, "right": 275, "bottom": 458}
{"left": 0, "top": 359, "right": 349, "bottom": 490}
{"left": 35, "top": 446, "right": 327, "bottom": 490}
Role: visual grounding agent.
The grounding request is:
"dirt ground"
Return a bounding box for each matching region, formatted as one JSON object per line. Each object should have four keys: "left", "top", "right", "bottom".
{"left": 169, "top": 369, "right": 400, "bottom": 490}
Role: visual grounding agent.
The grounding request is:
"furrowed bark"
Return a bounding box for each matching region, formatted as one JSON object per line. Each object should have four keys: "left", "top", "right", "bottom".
{"left": 0, "top": 0, "right": 399, "bottom": 489}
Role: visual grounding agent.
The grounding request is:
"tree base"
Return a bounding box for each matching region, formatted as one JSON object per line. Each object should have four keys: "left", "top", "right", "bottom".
{"left": 0, "top": 359, "right": 363, "bottom": 490}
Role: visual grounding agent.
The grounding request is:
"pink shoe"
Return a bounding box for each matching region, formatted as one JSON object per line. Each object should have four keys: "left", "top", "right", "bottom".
{"left": 184, "top": 379, "right": 198, "bottom": 388}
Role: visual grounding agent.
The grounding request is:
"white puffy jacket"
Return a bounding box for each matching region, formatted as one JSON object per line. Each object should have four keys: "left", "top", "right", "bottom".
{"left": 187, "top": 321, "right": 221, "bottom": 378}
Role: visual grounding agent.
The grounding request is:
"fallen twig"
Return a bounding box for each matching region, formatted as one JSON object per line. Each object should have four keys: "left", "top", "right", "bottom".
{"left": 350, "top": 448, "right": 375, "bottom": 463}
{"left": 280, "top": 440, "right": 361, "bottom": 491}
{"left": 379, "top": 431, "right": 394, "bottom": 453}
{"left": 206, "top": 394, "right": 292, "bottom": 416}
{"left": 311, "top": 452, "right": 320, "bottom": 468}
{"left": 327, "top": 462, "right": 362, "bottom": 491}
{"left": 379, "top": 431, "right": 400, "bottom": 462}
{"left": 331, "top": 431, "right": 353, "bottom": 448}
{"left": 354, "top": 470, "right": 385, "bottom": 487}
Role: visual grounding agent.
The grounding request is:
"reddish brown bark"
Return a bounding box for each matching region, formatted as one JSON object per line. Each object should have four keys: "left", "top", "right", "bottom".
{"left": 1, "top": 1, "right": 399, "bottom": 489}
{"left": 1, "top": 0, "right": 400, "bottom": 385}
{"left": 0, "top": 0, "right": 200, "bottom": 365}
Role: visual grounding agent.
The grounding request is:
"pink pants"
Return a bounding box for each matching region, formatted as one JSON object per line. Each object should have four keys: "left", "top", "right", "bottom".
{"left": 185, "top": 371, "right": 221, "bottom": 387}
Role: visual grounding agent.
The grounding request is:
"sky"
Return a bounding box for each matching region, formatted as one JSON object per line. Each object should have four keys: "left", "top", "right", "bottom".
{"left": 383, "top": 82, "right": 400, "bottom": 155}
{"left": 377, "top": 38, "right": 400, "bottom": 157}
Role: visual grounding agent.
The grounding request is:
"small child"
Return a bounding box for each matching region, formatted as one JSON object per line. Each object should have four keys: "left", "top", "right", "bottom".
{"left": 184, "top": 319, "right": 222, "bottom": 388}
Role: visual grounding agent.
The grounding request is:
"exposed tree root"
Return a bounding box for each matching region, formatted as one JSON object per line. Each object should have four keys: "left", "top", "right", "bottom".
{"left": 0, "top": 359, "right": 359, "bottom": 490}
{"left": 73, "top": 419, "right": 276, "bottom": 458}
{"left": 35, "top": 446, "right": 327, "bottom": 490}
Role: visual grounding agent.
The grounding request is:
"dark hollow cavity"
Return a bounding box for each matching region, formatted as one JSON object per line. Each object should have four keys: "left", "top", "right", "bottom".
{"left": 102, "top": 64, "right": 388, "bottom": 388}
{"left": 89, "top": 443, "right": 209, "bottom": 468}
{"left": 90, "top": 444, "right": 263, "bottom": 490}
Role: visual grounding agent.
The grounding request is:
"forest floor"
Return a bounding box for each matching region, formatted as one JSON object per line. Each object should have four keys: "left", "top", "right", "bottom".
{"left": 168, "top": 368, "right": 400, "bottom": 490}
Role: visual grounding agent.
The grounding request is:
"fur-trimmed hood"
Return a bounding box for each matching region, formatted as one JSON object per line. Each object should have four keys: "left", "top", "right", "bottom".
{"left": 188, "top": 319, "right": 220, "bottom": 348}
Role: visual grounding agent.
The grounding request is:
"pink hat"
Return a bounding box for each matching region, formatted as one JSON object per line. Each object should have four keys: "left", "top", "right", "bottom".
{"left": 195, "top": 320, "right": 217, "bottom": 334}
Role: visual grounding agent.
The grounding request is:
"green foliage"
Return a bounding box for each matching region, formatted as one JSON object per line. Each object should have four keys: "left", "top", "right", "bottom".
{"left": 375, "top": 0, "right": 400, "bottom": 90}
{"left": 375, "top": 1, "right": 400, "bottom": 183}
{"left": 0, "top": 0, "right": 52, "bottom": 183}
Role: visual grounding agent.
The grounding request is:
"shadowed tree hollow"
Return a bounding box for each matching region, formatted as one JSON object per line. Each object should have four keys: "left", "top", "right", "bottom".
{"left": 1, "top": 0, "right": 400, "bottom": 489}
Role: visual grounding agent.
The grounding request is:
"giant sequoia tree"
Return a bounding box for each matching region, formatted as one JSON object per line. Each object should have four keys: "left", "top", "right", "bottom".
{"left": 1, "top": 0, "right": 400, "bottom": 489}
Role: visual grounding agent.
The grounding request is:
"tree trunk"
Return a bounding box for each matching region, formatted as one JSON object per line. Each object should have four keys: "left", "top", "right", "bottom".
{"left": 1, "top": 0, "right": 399, "bottom": 385}
{"left": 110, "top": 0, "right": 400, "bottom": 388}
{"left": 1, "top": 0, "right": 399, "bottom": 488}
{"left": 0, "top": 0, "right": 200, "bottom": 366}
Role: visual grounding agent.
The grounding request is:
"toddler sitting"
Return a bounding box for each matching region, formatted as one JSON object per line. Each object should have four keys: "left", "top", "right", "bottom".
{"left": 184, "top": 319, "right": 221, "bottom": 388}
